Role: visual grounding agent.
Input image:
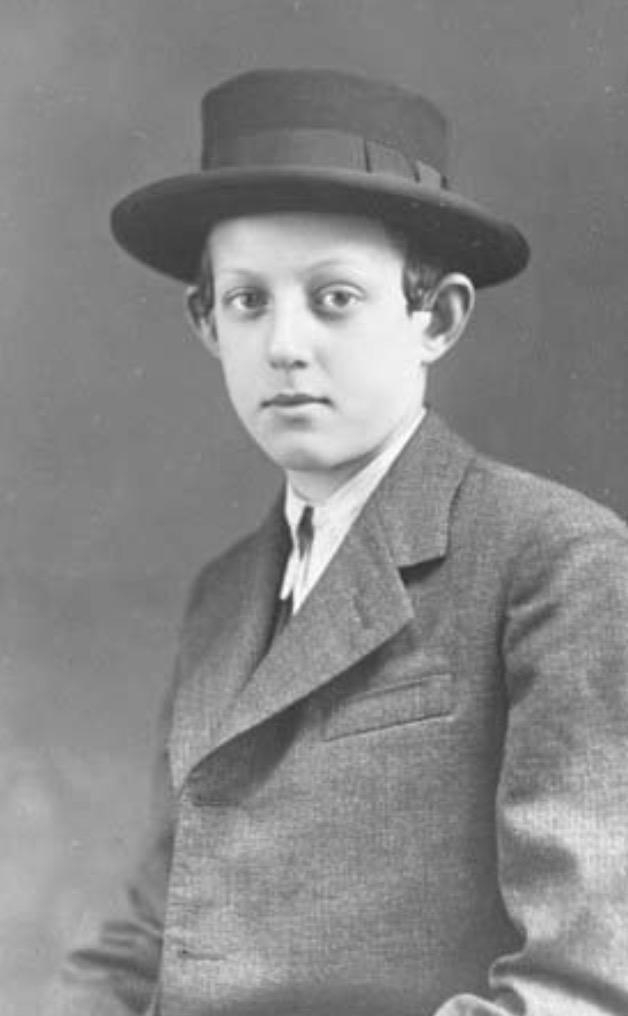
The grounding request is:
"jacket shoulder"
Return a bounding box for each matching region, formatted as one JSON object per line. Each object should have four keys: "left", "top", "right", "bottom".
{"left": 456, "top": 449, "right": 627, "bottom": 556}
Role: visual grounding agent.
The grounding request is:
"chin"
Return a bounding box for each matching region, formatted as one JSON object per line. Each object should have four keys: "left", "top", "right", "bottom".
{"left": 261, "top": 438, "right": 338, "bottom": 473}
{"left": 270, "top": 450, "right": 329, "bottom": 472}
{"left": 266, "top": 440, "right": 377, "bottom": 482}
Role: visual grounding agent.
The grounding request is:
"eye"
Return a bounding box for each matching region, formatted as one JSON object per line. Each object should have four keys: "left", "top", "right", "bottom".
{"left": 313, "top": 285, "right": 362, "bottom": 316}
{"left": 221, "top": 288, "right": 268, "bottom": 316}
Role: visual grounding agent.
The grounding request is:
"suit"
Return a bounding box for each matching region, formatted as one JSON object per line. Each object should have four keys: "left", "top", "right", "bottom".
{"left": 46, "top": 411, "right": 628, "bottom": 1015}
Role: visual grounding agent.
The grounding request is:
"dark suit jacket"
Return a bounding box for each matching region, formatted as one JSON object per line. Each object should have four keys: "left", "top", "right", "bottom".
{"left": 46, "top": 412, "right": 628, "bottom": 1015}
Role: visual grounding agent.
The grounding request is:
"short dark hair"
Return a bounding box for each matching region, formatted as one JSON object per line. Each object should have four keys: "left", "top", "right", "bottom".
{"left": 188, "top": 219, "right": 446, "bottom": 321}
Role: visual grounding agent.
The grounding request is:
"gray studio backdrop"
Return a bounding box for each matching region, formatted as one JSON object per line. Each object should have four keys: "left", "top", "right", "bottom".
{"left": 0, "top": 1, "right": 626, "bottom": 1012}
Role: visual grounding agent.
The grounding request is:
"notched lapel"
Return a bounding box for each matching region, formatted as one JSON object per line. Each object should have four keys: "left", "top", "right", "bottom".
{"left": 212, "top": 504, "right": 415, "bottom": 755}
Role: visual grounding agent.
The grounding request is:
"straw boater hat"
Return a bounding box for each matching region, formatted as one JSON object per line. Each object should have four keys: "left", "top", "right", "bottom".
{"left": 111, "top": 68, "right": 529, "bottom": 288}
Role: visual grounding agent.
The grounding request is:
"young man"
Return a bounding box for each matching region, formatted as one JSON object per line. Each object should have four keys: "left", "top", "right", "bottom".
{"left": 46, "top": 69, "right": 628, "bottom": 1015}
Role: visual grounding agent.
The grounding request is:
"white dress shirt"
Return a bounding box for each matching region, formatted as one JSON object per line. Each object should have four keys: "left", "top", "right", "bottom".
{"left": 280, "top": 408, "right": 426, "bottom": 614}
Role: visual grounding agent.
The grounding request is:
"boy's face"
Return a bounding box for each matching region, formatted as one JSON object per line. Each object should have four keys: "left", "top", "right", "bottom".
{"left": 205, "top": 211, "right": 439, "bottom": 500}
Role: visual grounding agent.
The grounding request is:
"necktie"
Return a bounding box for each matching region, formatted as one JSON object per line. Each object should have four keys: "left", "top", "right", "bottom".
{"left": 272, "top": 505, "right": 315, "bottom": 640}
{"left": 296, "top": 505, "right": 314, "bottom": 561}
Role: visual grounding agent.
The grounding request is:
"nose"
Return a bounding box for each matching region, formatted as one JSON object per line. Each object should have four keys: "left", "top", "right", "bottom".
{"left": 266, "top": 297, "right": 311, "bottom": 369}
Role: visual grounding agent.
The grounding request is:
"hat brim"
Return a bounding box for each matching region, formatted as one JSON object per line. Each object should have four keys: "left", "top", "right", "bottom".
{"left": 111, "top": 167, "right": 529, "bottom": 288}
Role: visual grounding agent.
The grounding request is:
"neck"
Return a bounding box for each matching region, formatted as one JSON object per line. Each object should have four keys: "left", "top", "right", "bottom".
{"left": 288, "top": 461, "right": 368, "bottom": 505}
{"left": 286, "top": 404, "right": 426, "bottom": 505}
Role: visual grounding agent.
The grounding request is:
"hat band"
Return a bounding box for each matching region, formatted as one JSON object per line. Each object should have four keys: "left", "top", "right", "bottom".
{"left": 202, "top": 128, "right": 446, "bottom": 190}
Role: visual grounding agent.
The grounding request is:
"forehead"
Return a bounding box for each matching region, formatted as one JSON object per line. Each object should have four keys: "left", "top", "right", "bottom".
{"left": 208, "top": 211, "right": 406, "bottom": 274}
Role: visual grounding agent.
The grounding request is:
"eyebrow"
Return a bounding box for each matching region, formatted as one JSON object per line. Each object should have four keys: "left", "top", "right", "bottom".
{"left": 213, "top": 268, "right": 265, "bottom": 282}
{"left": 214, "top": 256, "right": 373, "bottom": 282}
{"left": 302, "top": 257, "right": 370, "bottom": 272}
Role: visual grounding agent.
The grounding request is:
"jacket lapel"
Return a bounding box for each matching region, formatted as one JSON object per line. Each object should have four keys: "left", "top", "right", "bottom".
{"left": 212, "top": 498, "right": 416, "bottom": 755}
{"left": 170, "top": 412, "right": 474, "bottom": 789}
{"left": 169, "top": 501, "right": 289, "bottom": 790}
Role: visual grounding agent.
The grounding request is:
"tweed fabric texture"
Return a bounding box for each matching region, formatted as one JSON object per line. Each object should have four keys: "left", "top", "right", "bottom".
{"left": 45, "top": 412, "right": 628, "bottom": 1016}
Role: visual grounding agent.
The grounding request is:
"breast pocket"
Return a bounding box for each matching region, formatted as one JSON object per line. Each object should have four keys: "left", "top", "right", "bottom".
{"left": 323, "top": 670, "right": 453, "bottom": 741}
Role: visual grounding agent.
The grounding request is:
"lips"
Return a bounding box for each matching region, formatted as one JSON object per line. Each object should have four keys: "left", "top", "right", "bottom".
{"left": 263, "top": 393, "right": 328, "bottom": 407}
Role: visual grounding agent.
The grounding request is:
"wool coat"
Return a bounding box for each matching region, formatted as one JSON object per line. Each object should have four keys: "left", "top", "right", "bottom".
{"left": 46, "top": 412, "right": 628, "bottom": 1016}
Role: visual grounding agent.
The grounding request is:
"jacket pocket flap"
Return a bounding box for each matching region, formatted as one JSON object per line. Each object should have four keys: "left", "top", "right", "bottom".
{"left": 324, "top": 672, "right": 452, "bottom": 740}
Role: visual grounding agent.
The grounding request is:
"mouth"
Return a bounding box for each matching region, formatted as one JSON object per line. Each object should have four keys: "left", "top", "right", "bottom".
{"left": 263, "top": 393, "right": 329, "bottom": 408}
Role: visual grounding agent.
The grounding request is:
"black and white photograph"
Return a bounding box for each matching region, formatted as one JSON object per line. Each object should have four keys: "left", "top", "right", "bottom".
{"left": 0, "top": 2, "right": 627, "bottom": 1014}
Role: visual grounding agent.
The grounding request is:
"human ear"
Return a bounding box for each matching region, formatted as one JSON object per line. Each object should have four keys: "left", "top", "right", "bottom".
{"left": 416, "top": 273, "right": 475, "bottom": 365}
{"left": 184, "top": 286, "right": 220, "bottom": 358}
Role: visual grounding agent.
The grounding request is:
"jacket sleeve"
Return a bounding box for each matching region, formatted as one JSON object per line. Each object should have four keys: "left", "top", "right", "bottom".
{"left": 434, "top": 504, "right": 628, "bottom": 1015}
{"left": 42, "top": 689, "right": 176, "bottom": 1016}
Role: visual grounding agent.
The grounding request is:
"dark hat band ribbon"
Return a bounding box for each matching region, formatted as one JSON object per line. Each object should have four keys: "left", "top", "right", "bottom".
{"left": 202, "top": 128, "right": 447, "bottom": 190}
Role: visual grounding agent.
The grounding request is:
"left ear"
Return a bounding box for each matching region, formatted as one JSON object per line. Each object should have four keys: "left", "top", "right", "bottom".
{"left": 414, "top": 273, "right": 475, "bottom": 365}
{"left": 184, "top": 286, "right": 221, "bottom": 359}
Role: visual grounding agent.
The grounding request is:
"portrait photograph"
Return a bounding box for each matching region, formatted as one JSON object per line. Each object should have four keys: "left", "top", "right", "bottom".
{"left": 0, "top": 2, "right": 627, "bottom": 1014}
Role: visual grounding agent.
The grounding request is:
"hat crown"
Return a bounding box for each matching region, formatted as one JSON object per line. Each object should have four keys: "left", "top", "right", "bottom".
{"left": 111, "top": 68, "right": 529, "bottom": 288}
{"left": 200, "top": 68, "right": 449, "bottom": 177}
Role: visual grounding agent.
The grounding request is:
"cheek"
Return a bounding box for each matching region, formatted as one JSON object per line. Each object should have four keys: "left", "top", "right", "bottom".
{"left": 216, "top": 368, "right": 256, "bottom": 430}
{"left": 217, "top": 343, "right": 259, "bottom": 404}
{"left": 332, "top": 339, "right": 418, "bottom": 407}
